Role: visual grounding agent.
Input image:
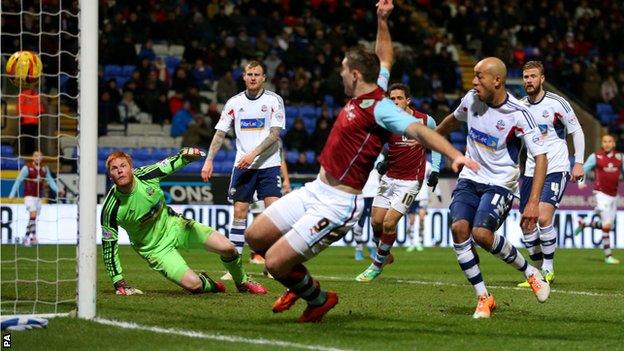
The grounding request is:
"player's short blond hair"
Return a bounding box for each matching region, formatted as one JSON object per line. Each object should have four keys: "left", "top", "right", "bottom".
{"left": 522, "top": 61, "right": 544, "bottom": 75}
{"left": 105, "top": 151, "right": 133, "bottom": 172}
{"left": 244, "top": 60, "right": 266, "bottom": 75}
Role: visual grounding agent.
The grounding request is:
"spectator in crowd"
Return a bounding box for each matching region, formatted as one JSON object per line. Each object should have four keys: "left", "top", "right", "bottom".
{"left": 602, "top": 75, "right": 618, "bottom": 103}
{"left": 284, "top": 118, "right": 310, "bottom": 152}
{"left": 217, "top": 71, "right": 237, "bottom": 104}
{"left": 170, "top": 101, "right": 194, "bottom": 138}
{"left": 191, "top": 59, "right": 214, "bottom": 90}
{"left": 182, "top": 115, "right": 213, "bottom": 148}
{"left": 99, "top": 90, "right": 119, "bottom": 134}
{"left": 311, "top": 116, "right": 331, "bottom": 156}
{"left": 151, "top": 94, "right": 171, "bottom": 125}
{"left": 288, "top": 152, "right": 318, "bottom": 174}
{"left": 118, "top": 91, "right": 149, "bottom": 124}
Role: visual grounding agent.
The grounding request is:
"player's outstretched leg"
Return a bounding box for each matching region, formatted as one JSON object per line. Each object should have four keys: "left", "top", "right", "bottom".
{"left": 180, "top": 270, "right": 225, "bottom": 294}
{"left": 479, "top": 230, "right": 550, "bottom": 303}
{"left": 601, "top": 225, "right": 620, "bottom": 264}
{"left": 265, "top": 239, "right": 338, "bottom": 323}
{"left": 205, "top": 231, "right": 267, "bottom": 294}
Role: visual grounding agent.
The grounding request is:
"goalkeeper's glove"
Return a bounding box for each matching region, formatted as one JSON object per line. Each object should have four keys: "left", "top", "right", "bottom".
{"left": 180, "top": 147, "right": 206, "bottom": 162}
{"left": 376, "top": 160, "right": 389, "bottom": 175}
{"left": 114, "top": 279, "right": 144, "bottom": 296}
{"left": 427, "top": 171, "right": 439, "bottom": 191}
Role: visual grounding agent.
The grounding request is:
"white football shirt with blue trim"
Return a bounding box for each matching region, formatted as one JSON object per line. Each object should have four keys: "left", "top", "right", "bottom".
{"left": 215, "top": 89, "right": 286, "bottom": 169}
{"left": 453, "top": 90, "right": 546, "bottom": 193}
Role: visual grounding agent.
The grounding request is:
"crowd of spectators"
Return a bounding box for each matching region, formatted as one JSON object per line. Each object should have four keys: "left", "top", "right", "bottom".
{"left": 96, "top": 0, "right": 463, "bottom": 172}
{"left": 424, "top": 0, "right": 624, "bottom": 146}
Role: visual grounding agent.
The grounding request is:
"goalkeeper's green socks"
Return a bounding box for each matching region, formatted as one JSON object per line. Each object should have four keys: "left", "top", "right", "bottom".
{"left": 220, "top": 255, "right": 248, "bottom": 285}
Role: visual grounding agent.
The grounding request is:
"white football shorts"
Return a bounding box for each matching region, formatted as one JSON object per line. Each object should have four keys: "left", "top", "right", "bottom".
{"left": 594, "top": 191, "right": 617, "bottom": 226}
{"left": 262, "top": 177, "right": 363, "bottom": 259}
{"left": 372, "top": 175, "right": 421, "bottom": 214}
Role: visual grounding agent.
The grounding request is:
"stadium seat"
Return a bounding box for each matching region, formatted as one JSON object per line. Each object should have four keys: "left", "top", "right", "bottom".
{"left": 1, "top": 145, "right": 14, "bottom": 157}
{"left": 182, "top": 162, "right": 202, "bottom": 173}
{"left": 304, "top": 118, "right": 316, "bottom": 134}
{"left": 115, "top": 76, "right": 129, "bottom": 87}
{"left": 305, "top": 151, "right": 316, "bottom": 163}
{"left": 104, "top": 64, "right": 122, "bottom": 77}
{"left": 97, "top": 160, "right": 107, "bottom": 174}
{"left": 599, "top": 113, "right": 616, "bottom": 125}
{"left": 1, "top": 158, "right": 19, "bottom": 170}
{"left": 286, "top": 151, "right": 298, "bottom": 164}
{"left": 323, "top": 95, "right": 335, "bottom": 107}
{"left": 122, "top": 65, "right": 136, "bottom": 77}
{"left": 232, "top": 67, "right": 243, "bottom": 81}
{"left": 225, "top": 150, "right": 237, "bottom": 162}
{"left": 596, "top": 103, "right": 614, "bottom": 115}
{"left": 299, "top": 105, "right": 316, "bottom": 119}
{"left": 152, "top": 44, "right": 168, "bottom": 57}
{"left": 132, "top": 148, "right": 152, "bottom": 161}
{"left": 285, "top": 106, "right": 299, "bottom": 119}
{"left": 164, "top": 56, "right": 181, "bottom": 69}
{"left": 168, "top": 45, "right": 185, "bottom": 58}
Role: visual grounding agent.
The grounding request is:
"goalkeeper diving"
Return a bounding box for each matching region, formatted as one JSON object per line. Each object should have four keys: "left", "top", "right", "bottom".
{"left": 101, "top": 147, "right": 267, "bottom": 295}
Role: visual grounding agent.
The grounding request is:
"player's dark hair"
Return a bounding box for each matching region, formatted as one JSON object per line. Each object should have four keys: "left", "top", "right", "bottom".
{"left": 522, "top": 61, "right": 544, "bottom": 75}
{"left": 388, "top": 83, "right": 410, "bottom": 98}
{"left": 106, "top": 151, "right": 133, "bottom": 172}
{"left": 345, "top": 46, "right": 380, "bottom": 84}
{"left": 244, "top": 60, "right": 266, "bottom": 75}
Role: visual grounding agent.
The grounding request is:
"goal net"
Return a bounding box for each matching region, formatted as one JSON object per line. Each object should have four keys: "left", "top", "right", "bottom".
{"left": 1, "top": 0, "right": 97, "bottom": 320}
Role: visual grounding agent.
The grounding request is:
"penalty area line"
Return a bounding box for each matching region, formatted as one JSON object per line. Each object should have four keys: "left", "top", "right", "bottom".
{"left": 316, "top": 275, "right": 623, "bottom": 297}
{"left": 92, "top": 317, "right": 354, "bottom": 351}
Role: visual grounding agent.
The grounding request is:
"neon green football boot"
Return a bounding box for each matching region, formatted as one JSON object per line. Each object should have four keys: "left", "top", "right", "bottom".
{"left": 355, "top": 264, "right": 382, "bottom": 282}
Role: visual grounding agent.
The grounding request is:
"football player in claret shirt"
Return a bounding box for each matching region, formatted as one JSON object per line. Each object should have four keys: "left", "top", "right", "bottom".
{"left": 516, "top": 60, "right": 585, "bottom": 287}
{"left": 436, "top": 57, "right": 551, "bottom": 319}
{"left": 243, "top": 0, "right": 478, "bottom": 323}
{"left": 9, "top": 151, "right": 64, "bottom": 246}
{"left": 101, "top": 148, "right": 267, "bottom": 296}
{"left": 576, "top": 134, "right": 623, "bottom": 264}
{"left": 355, "top": 83, "right": 442, "bottom": 282}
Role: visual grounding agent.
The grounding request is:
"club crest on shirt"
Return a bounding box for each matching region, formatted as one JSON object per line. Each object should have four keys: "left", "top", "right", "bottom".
{"left": 345, "top": 103, "right": 356, "bottom": 121}
{"left": 542, "top": 110, "right": 549, "bottom": 118}
{"left": 261, "top": 105, "right": 268, "bottom": 112}
{"left": 359, "top": 99, "right": 374, "bottom": 109}
{"left": 496, "top": 120, "right": 505, "bottom": 131}
{"left": 146, "top": 187, "right": 155, "bottom": 196}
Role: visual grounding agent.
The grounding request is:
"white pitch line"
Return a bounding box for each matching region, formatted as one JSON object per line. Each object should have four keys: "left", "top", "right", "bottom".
{"left": 92, "top": 318, "right": 355, "bottom": 351}
{"left": 315, "top": 275, "right": 623, "bottom": 297}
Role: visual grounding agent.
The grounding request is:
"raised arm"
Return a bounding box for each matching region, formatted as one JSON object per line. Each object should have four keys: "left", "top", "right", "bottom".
{"left": 376, "top": 0, "right": 394, "bottom": 71}
{"left": 8, "top": 166, "right": 28, "bottom": 198}
{"left": 44, "top": 167, "right": 60, "bottom": 194}
{"left": 135, "top": 148, "right": 204, "bottom": 182}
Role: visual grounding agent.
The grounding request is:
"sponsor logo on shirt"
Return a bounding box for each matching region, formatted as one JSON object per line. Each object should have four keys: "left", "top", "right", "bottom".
{"left": 469, "top": 127, "right": 499, "bottom": 150}
{"left": 359, "top": 99, "right": 374, "bottom": 109}
{"left": 538, "top": 124, "right": 548, "bottom": 135}
{"left": 240, "top": 118, "right": 265, "bottom": 130}
{"left": 146, "top": 187, "right": 155, "bottom": 196}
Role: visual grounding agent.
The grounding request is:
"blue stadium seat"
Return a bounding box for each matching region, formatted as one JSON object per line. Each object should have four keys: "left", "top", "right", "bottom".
{"left": 232, "top": 67, "right": 243, "bottom": 81}
{"left": 305, "top": 151, "right": 316, "bottom": 163}
{"left": 116, "top": 76, "right": 129, "bottom": 87}
{"left": 133, "top": 148, "right": 152, "bottom": 161}
{"left": 104, "top": 65, "right": 122, "bottom": 77}
{"left": 285, "top": 106, "right": 299, "bottom": 119}
{"left": 1, "top": 145, "right": 14, "bottom": 157}
{"left": 286, "top": 151, "right": 298, "bottom": 164}
{"left": 213, "top": 151, "right": 226, "bottom": 161}
{"left": 183, "top": 162, "right": 202, "bottom": 173}
{"left": 1, "top": 158, "right": 18, "bottom": 170}
{"left": 323, "top": 95, "right": 335, "bottom": 107}
{"left": 122, "top": 65, "right": 136, "bottom": 77}
{"left": 304, "top": 118, "right": 316, "bottom": 134}
{"left": 164, "top": 56, "right": 181, "bottom": 69}
{"left": 152, "top": 148, "right": 169, "bottom": 160}
{"left": 599, "top": 113, "right": 616, "bottom": 125}
{"left": 596, "top": 103, "right": 614, "bottom": 115}
{"left": 225, "top": 150, "right": 237, "bottom": 162}
{"left": 299, "top": 105, "right": 316, "bottom": 119}
{"left": 97, "top": 160, "right": 107, "bottom": 174}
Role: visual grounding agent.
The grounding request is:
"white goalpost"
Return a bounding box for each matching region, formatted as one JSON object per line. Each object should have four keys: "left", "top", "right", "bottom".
{"left": 0, "top": 0, "right": 97, "bottom": 321}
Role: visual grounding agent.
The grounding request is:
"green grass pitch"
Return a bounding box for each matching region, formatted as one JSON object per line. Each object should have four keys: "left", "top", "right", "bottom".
{"left": 1, "top": 245, "right": 623, "bottom": 350}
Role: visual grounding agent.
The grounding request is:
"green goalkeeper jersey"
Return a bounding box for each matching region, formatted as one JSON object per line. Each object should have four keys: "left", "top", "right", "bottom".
{"left": 101, "top": 153, "right": 191, "bottom": 284}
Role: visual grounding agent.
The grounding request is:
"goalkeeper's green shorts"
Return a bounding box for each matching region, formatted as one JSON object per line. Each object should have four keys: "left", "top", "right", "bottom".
{"left": 147, "top": 215, "right": 215, "bottom": 284}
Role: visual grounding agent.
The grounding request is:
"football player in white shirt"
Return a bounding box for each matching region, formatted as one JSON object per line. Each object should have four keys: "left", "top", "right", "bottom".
{"left": 201, "top": 61, "right": 286, "bottom": 278}
{"left": 516, "top": 61, "right": 585, "bottom": 288}
{"left": 437, "top": 57, "right": 550, "bottom": 319}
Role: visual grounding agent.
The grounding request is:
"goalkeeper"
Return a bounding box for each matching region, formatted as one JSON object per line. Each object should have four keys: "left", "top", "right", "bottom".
{"left": 101, "top": 148, "right": 267, "bottom": 295}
